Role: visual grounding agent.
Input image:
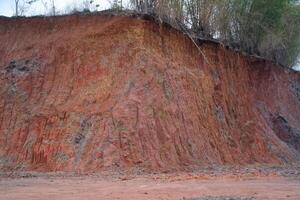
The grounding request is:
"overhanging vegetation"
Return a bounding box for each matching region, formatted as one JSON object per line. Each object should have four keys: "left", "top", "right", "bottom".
{"left": 129, "top": 0, "right": 300, "bottom": 68}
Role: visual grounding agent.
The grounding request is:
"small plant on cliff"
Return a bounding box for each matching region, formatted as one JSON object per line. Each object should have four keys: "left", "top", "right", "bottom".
{"left": 109, "top": 0, "right": 124, "bottom": 11}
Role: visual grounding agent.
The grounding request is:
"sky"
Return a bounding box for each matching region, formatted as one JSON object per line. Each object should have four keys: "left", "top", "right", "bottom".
{"left": 0, "top": 0, "right": 299, "bottom": 70}
{"left": 0, "top": 0, "right": 126, "bottom": 16}
{"left": 294, "top": 62, "right": 300, "bottom": 71}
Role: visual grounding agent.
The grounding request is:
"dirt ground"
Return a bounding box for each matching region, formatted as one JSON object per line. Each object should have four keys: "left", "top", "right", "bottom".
{"left": 1, "top": 168, "right": 300, "bottom": 200}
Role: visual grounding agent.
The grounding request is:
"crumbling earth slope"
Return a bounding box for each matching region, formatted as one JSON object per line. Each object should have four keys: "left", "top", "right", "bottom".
{"left": 0, "top": 14, "right": 299, "bottom": 172}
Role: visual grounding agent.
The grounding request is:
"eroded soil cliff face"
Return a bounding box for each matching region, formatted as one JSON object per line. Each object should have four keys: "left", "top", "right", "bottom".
{"left": 0, "top": 14, "right": 299, "bottom": 172}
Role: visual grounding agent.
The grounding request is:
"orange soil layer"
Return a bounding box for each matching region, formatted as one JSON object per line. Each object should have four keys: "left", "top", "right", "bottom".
{"left": 0, "top": 13, "right": 299, "bottom": 172}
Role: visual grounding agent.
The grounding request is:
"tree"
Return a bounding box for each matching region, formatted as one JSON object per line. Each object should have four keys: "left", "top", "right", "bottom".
{"left": 110, "top": 0, "right": 123, "bottom": 10}
{"left": 14, "top": 0, "right": 20, "bottom": 16}
{"left": 130, "top": 0, "right": 300, "bottom": 68}
{"left": 14, "top": 0, "right": 38, "bottom": 16}
{"left": 51, "top": 0, "right": 56, "bottom": 15}
{"left": 40, "top": 0, "right": 56, "bottom": 16}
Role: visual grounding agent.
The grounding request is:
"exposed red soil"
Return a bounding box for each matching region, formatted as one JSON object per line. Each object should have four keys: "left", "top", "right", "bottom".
{"left": 0, "top": 13, "right": 300, "bottom": 172}
{"left": 1, "top": 174, "right": 300, "bottom": 200}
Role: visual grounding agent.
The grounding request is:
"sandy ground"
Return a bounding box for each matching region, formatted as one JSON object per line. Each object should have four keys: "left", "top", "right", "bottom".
{"left": 1, "top": 171, "right": 300, "bottom": 200}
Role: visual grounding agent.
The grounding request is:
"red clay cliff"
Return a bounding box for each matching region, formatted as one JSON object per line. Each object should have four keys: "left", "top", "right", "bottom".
{"left": 0, "top": 13, "right": 299, "bottom": 172}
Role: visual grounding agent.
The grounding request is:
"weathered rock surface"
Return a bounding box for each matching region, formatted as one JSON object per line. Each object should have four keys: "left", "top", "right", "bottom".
{"left": 0, "top": 14, "right": 299, "bottom": 172}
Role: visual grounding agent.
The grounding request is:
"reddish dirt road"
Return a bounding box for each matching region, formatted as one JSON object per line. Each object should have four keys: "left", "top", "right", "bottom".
{"left": 1, "top": 174, "right": 300, "bottom": 200}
